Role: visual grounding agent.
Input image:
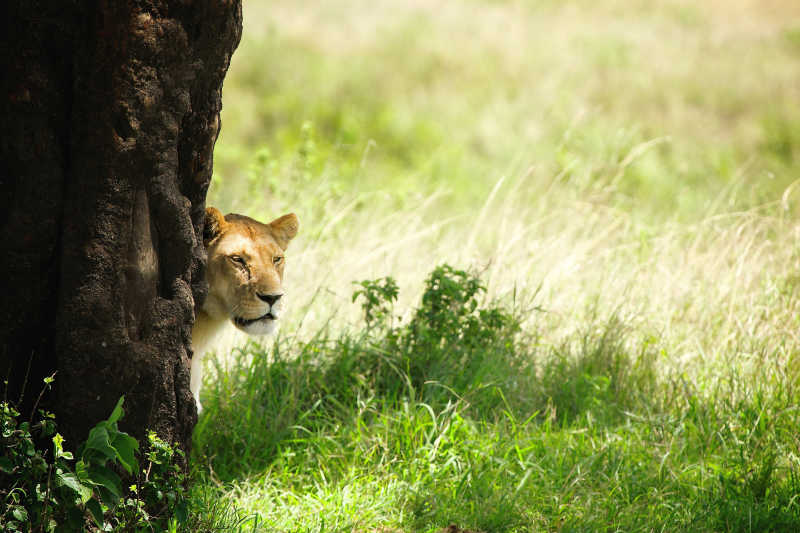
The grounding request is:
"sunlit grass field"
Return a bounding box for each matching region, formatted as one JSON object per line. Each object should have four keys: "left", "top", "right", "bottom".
{"left": 190, "top": 1, "right": 800, "bottom": 531}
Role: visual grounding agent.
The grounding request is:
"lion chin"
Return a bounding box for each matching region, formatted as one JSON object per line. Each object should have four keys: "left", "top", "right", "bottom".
{"left": 190, "top": 206, "right": 299, "bottom": 413}
{"left": 232, "top": 311, "right": 279, "bottom": 336}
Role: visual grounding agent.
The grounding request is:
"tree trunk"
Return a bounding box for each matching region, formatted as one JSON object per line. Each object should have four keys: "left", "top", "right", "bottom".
{"left": 0, "top": 0, "right": 242, "bottom": 453}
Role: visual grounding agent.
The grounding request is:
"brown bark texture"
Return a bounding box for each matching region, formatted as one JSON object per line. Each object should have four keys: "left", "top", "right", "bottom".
{"left": 0, "top": 0, "right": 242, "bottom": 452}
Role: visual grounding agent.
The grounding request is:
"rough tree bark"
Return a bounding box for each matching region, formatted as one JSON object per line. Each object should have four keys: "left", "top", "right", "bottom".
{"left": 0, "top": 0, "right": 242, "bottom": 453}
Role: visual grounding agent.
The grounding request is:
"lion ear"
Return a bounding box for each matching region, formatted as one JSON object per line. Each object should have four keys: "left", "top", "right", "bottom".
{"left": 203, "top": 207, "right": 228, "bottom": 246}
{"left": 269, "top": 213, "right": 299, "bottom": 249}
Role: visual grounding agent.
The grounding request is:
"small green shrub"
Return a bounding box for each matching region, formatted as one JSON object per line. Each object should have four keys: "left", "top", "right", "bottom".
{"left": 394, "top": 265, "right": 521, "bottom": 397}
{"left": 1, "top": 382, "right": 189, "bottom": 532}
{"left": 110, "top": 431, "right": 189, "bottom": 532}
{"left": 352, "top": 276, "right": 399, "bottom": 328}
{"left": 1, "top": 376, "right": 96, "bottom": 532}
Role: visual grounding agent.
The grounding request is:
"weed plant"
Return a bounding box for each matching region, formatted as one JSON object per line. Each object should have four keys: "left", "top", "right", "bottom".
{"left": 1, "top": 386, "right": 208, "bottom": 532}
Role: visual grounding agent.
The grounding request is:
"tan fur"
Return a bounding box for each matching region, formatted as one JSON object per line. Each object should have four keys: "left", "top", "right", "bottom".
{"left": 191, "top": 207, "right": 299, "bottom": 412}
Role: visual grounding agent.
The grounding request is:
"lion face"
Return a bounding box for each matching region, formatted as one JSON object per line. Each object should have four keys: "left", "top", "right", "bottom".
{"left": 202, "top": 207, "right": 299, "bottom": 336}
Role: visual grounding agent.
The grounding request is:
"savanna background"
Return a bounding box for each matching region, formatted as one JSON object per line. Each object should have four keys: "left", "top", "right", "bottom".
{"left": 191, "top": 1, "right": 800, "bottom": 531}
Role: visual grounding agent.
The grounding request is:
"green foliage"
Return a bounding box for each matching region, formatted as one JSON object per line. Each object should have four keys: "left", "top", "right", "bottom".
{"left": 0, "top": 377, "right": 93, "bottom": 532}
{"left": 538, "top": 319, "right": 660, "bottom": 424}
{"left": 352, "top": 276, "right": 399, "bottom": 328}
{"left": 1, "top": 386, "right": 189, "bottom": 532}
{"left": 350, "top": 265, "right": 526, "bottom": 414}
{"left": 400, "top": 266, "right": 519, "bottom": 392}
{"left": 109, "top": 432, "right": 189, "bottom": 532}
{"left": 76, "top": 396, "right": 140, "bottom": 517}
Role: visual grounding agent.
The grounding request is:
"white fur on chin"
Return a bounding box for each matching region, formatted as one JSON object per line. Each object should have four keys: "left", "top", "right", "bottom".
{"left": 236, "top": 317, "right": 279, "bottom": 336}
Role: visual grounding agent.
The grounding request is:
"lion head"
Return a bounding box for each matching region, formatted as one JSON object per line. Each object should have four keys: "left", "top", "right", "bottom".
{"left": 201, "top": 206, "right": 299, "bottom": 336}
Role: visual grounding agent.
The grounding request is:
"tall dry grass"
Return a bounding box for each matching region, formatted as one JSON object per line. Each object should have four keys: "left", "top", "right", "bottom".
{"left": 208, "top": 0, "right": 800, "bottom": 407}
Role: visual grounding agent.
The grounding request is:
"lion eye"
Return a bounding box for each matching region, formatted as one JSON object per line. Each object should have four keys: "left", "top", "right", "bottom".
{"left": 230, "top": 255, "right": 246, "bottom": 266}
{"left": 273, "top": 256, "right": 283, "bottom": 265}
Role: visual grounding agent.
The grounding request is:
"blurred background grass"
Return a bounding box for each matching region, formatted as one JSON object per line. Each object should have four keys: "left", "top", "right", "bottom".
{"left": 207, "top": 0, "right": 800, "bottom": 361}
{"left": 212, "top": 0, "right": 800, "bottom": 221}
{"left": 195, "top": 1, "right": 800, "bottom": 530}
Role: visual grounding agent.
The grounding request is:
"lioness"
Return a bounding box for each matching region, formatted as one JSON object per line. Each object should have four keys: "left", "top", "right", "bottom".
{"left": 191, "top": 207, "right": 299, "bottom": 412}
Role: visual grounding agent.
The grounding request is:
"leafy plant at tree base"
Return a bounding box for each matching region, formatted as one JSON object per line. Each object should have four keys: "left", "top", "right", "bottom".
{"left": 112, "top": 432, "right": 189, "bottom": 532}
{"left": 1, "top": 381, "right": 189, "bottom": 532}
{"left": 75, "top": 395, "right": 141, "bottom": 527}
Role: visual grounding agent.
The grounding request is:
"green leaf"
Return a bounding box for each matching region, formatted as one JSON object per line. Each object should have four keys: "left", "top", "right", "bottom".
{"left": 110, "top": 432, "right": 139, "bottom": 474}
{"left": 40, "top": 418, "right": 56, "bottom": 437}
{"left": 107, "top": 396, "right": 125, "bottom": 425}
{"left": 75, "top": 459, "right": 89, "bottom": 482}
{"left": 55, "top": 469, "right": 93, "bottom": 504}
{"left": 175, "top": 500, "right": 189, "bottom": 524}
{"left": 52, "top": 432, "right": 64, "bottom": 454}
{"left": 86, "top": 498, "right": 104, "bottom": 527}
{"left": 87, "top": 464, "right": 122, "bottom": 503}
{"left": 82, "top": 425, "right": 116, "bottom": 463}
{"left": 35, "top": 482, "right": 47, "bottom": 501}
{"left": 0, "top": 456, "right": 13, "bottom": 473}
{"left": 11, "top": 507, "right": 28, "bottom": 522}
{"left": 97, "top": 485, "right": 118, "bottom": 510}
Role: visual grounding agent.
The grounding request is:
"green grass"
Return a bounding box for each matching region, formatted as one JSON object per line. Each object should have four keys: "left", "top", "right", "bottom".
{"left": 191, "top": 266, "right": 800, "bottom": 531}
{"left": 192, "top": 0, "right": 800, "bottom": 530}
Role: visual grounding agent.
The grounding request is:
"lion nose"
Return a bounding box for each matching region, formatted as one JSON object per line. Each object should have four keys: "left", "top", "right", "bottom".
{"left": 257, "top": 293, "right": 282, "bottom": 306}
